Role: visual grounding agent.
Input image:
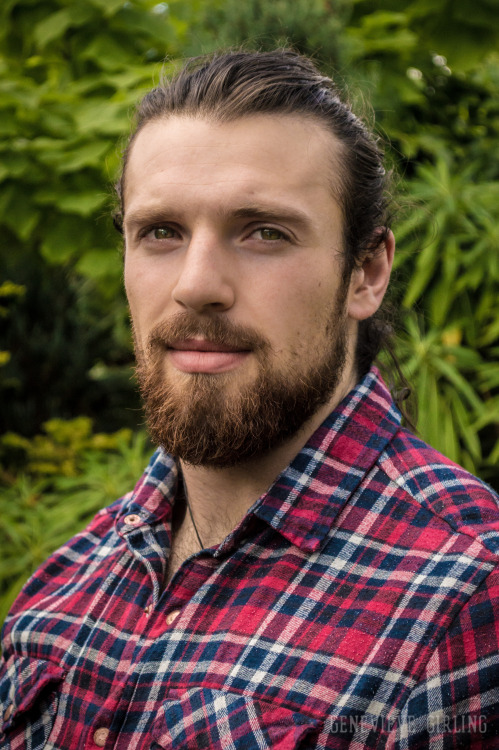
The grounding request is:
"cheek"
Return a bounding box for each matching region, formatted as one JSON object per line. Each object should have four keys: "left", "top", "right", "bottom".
{"left": 124, "top": 268, "right": 142, "bottom": 329}
{"left": 125, "top": 258, "right": 168, "bottom": 328}
{"left": 124, "top": 254, "right": 141, "bottom": 304}
{"left": 264, "top": 276, "right": 336, "bottom": 354}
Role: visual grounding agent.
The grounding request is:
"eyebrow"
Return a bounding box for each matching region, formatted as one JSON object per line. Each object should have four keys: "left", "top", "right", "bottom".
{"left": 227, "top": 204, "right": 312, "bottom": 230}
{"left": 124, "top": 209, "right": 174, "bottom": 233}
{"left": 124, "top": 203, "right": 313, "bottom": 234}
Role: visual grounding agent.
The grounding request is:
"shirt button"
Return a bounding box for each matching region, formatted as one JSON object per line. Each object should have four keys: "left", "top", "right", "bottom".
{"left": 144, "top": 605, "right": 151, "bottom": 616}
{"left": 3, "top": 704, "right": 13, "bottom": 722}
{"left": 124, "top": 513, "right": 141, "bottom": 526}
{"left": 93, "top": 727, "right": 109, "bottom": 747}
{"left": 166, "top": 609, "right": 180, "bottom": 625}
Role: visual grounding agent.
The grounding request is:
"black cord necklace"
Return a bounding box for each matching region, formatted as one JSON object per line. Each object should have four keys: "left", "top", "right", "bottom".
{"left": 184, "top": 484, "right": 205, "bottom": 551}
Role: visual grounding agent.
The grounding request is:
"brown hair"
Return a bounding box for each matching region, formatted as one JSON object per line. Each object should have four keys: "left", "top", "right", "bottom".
{"left": 116, "top": 49, "right": 407, "bottom": 396}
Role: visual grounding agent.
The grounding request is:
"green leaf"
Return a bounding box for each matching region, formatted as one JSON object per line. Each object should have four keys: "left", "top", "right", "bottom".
{"left": 88, "top": 0, "right": 127, "bottom": 17}
{"left": 450, "top": 389, "right": 482, "bottom": 461}
{"left": 0, "top": 163, "right": 10, "bottom": 183}
{"left": 403, "top": 238, "right": 440, "bottom": 307}
{"left": 72, "top": 100, "right": 129, "bottom": 137}
{"left": 33, "top": 5, "right": 96, "bottom": 48}
{"left": 38, "top": 141, "right": 111, "bottom": 172}
{"left": 40, "top": 216, "right": 94, "bottom": 264}
{"left": 34, "top": 190, "right": 109, "bottom": 217}
{"left": 33, "top": 8, "right": 74, "bottom": 48}
{"left": 75, "top": 247, "right": 122, "bottom": 281}
{"left": 0, "top": 187, "right": 40, "bottom": 241}
{"left": 79, "top": 34, "right": 136, "bottom": 72}
{"left": 439, "top": 400, "right": 459, "bottom": 464}
{"left": 431, "top": 356, "right": 484, "bottom": 413}
{"left": 417, "top": 362, "right": 441, "bottom": 447}
{"left": 0, "top": 150, "right": 32, "bottom": 179}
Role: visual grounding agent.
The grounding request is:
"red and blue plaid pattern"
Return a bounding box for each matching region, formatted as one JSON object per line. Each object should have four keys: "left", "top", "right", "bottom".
{"left": 1, "top": 368, "right": 498, "bottom": 749}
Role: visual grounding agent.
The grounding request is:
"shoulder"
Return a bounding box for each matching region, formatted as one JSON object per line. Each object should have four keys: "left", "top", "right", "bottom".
{"left": 2, "top": 449, "right": 170, "bottom": 625}
{"left": 379, "top": 427, "right": 499, "bottom": 556}
{"left": 3, "top": 490, "right": 132, "bottom": 619}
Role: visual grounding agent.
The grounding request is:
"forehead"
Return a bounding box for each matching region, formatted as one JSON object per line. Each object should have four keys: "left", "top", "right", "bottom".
{"left": 124, "top": 114, "right": 344, "bottom": 221}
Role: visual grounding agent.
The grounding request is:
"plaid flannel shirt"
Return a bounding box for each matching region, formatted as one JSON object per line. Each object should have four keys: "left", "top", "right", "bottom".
{"left": 1, "top": 368, "right": 498, "bottom": 750}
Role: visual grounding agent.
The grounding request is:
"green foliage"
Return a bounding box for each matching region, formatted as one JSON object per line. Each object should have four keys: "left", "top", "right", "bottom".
{"left": 0, "top": 280, "right": 25, "bottom": 371}
{"left": 0, "top": 0, "right": 184, "bottom": 286}
{"left": 0, "top": 426, "right": 152, "bottom": 622}
{"left": 0, "top": 0, "right": 191, "bottom": 434}
{"left": 0, "top": 254, "right": 141, "bottom": 435}
{"left": 393, "top": 315, "right": 498, "bottom": 482}
{"left": 1, "top": 415, "right": 134, "bottom": 479}
{"left": 185, "top": 0, "right": 350, "bottom": 67}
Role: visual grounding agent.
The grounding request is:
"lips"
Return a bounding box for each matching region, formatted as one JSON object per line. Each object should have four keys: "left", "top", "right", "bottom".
{"left": 167, "top": 338, "right": 250, "bottom": 373}
{"left": 169, "top": 338, "right": 248, "bottom": 353}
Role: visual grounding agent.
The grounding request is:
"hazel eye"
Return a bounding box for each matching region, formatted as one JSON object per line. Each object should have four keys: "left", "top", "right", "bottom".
{"left": 258, "top": 228, "right": 285, "bottom": 241}
{"left": 152, "top": 226, "right": 176, "bottom": 239}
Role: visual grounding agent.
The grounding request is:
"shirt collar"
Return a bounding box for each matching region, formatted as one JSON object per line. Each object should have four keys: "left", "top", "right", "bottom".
{"left": 119, "top": 368, "right": 401, "bottom": 550}
{"left": 117, "top": 448, "right": 178, "bottom": 530}
{"left": 253, "top": 367, "right": 401, "bottom": 552}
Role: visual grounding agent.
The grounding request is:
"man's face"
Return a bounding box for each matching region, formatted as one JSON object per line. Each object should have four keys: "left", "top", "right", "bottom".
{"left": 123, "top": 114, "right": 360, "bottom": 466}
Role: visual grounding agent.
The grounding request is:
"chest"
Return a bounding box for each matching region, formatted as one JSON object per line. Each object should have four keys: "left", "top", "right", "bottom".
{"left": 2, "top": 522, "right": 483, "bottom": 750}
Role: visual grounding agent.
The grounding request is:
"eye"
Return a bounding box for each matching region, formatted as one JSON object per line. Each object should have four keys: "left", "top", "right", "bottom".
{"left": 253, "top": 227, "right": 288, "bottom": 241}
{"left": 151, "top": 226, "right": 177, "bottom": 240}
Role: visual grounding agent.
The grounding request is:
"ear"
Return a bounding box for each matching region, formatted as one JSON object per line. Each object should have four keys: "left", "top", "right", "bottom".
{"left": 347, "top": 229, "right": 395, "bottom": 321}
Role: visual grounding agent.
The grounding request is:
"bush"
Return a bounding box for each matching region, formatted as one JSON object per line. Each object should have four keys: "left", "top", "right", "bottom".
{"left": 0, "top": 0, "right": 190, "bottom": 436}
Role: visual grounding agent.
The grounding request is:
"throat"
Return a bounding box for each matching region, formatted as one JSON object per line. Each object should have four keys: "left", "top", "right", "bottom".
{"left": 165, "top": 477, "right": 214, "bottom": 584}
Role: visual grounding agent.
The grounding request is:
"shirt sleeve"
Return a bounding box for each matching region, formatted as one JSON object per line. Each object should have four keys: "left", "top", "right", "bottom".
{"left": 387, "top": 565, "right": 499, "bottom": 750}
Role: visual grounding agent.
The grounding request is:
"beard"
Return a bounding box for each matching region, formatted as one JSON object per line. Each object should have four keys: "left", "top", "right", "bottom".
{"left": 134, "top": 299, "right": 349, "bottom": 469}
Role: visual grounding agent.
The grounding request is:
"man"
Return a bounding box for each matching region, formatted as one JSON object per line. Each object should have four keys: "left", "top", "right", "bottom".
{"left": 1, "top": 49, "right": 498, "bottom": 750}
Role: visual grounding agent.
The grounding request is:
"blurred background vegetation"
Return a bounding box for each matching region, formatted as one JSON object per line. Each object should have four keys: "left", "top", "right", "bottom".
{"left": 1, "top": 0, "right": 498, "bottom": 620}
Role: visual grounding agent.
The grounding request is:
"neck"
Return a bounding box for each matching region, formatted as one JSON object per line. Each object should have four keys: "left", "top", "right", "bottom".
{"left": 179, "top": 369, "right": 357, "bottom": 548}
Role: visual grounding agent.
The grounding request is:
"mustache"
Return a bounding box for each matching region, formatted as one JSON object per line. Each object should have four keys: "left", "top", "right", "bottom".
{"left": 146, "top": 312, "right": 271, "bottom": 353}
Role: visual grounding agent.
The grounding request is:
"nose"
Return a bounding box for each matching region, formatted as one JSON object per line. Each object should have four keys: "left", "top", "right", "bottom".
{"left": 171, "top": 231, "right": 235, "bottom": 313}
